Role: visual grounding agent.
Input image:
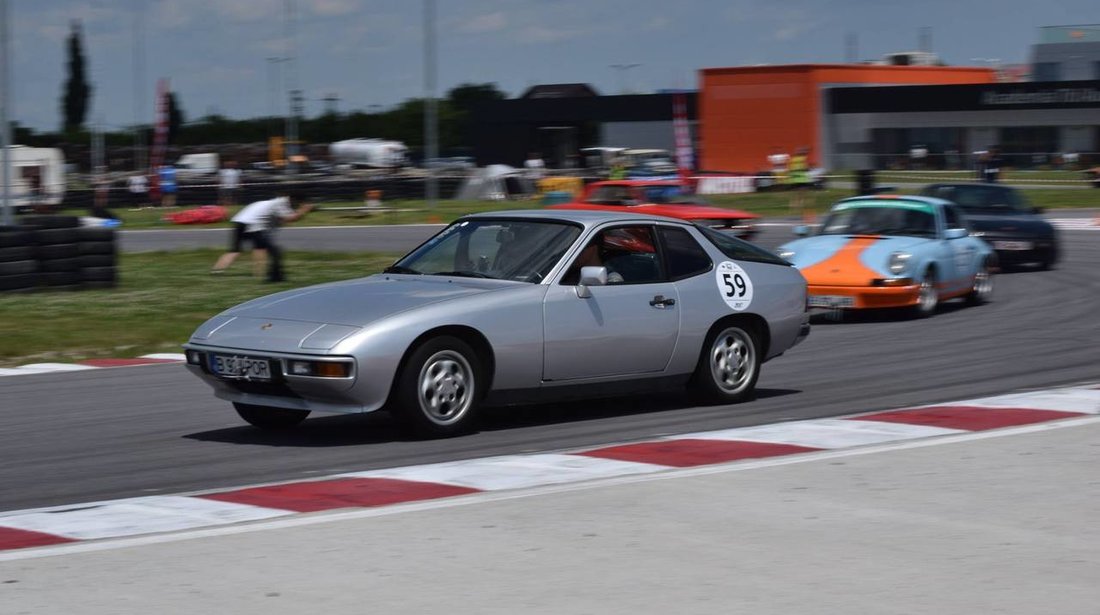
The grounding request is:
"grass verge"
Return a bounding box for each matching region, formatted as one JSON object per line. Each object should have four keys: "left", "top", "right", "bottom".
{"left": 0, "top": 249, "right": 397, "bottom": 367}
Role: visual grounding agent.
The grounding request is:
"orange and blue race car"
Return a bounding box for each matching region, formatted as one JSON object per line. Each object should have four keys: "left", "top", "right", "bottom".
{"left": 548, "top": 180, "right": 759, "bottom": 240}
{"left": 776, "top": 195, "right": 996, "bottom": 318}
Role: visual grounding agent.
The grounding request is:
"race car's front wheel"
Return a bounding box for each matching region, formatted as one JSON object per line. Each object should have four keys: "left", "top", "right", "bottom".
{"left": 394, "top": 336, "right": 481, "bottom": 438}
{"left": 692, "top": 321, "right": 760, "bottom": 404}
{"left": 911, "top": 270, "right": 939, "bottom": 318}
{"left": 233, "top": 403, "right": 310, "bottom": 430}
{"left": 967, "top": 259, "right": 995, "bottom": 306}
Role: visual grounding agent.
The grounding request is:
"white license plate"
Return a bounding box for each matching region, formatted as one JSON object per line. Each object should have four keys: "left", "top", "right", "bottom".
{"left": 808, "top": 295, "right": 854, "bottom": 308}
{"left": 992, "top": 240, "right": 1032, "bottom": 251}
{"left": 211, "top": 355, "right": 273, "bottom": 381}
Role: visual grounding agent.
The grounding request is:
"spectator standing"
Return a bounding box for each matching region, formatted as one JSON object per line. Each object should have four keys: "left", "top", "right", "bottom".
{"left": 218, "top": 161, "right": 242, "bottom": 207}
{"left": 787, "top": 146, "right": 814, "bottom": 221}
{"left": 982, "top": 146, "right": 1004, "bottom": 183}
{"left": 127, "top": 173, "right": 149, "bottom": 210}
{"left": 524, "top": 151, "right": 546, "bottom": 191}
{"left": 767, "top": 148, "right": 789, "bottom": 187}
{"left": 158, "top": 164, "right": 178, "bottom": 208}
{"left": 213, "top": 190, "right": 313, "bottom": 282}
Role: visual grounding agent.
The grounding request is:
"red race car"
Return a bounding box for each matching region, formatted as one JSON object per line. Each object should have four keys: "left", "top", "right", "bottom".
{"left": 547, "top": 180, "right": 759, "bottom": 240}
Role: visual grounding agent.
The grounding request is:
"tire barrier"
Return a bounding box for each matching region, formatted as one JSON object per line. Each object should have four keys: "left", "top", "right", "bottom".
{"left": 0, "top": 216, "right": 118, "bottom": 294}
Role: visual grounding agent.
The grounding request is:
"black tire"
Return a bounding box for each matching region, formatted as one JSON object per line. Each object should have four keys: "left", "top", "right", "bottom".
{"left": 393, "top": 335, "right": 482, "bottom": 438}
{"left": 77, "top": 227, "right": 116, "bottom": 242}
{"left": 41, "top": 271, "right": 80, "bottom": 286}
{"left": 79, "top": 241, "right": 116, "bottom": 256}
{"left": 0, "top": 260, "right": 36, "bottom": 276}
{"left": 78, "top": 253, "right": 117, "bottom": 268}
{"left": 233, "top": 402, "right": 310, "bottom": 430}
{"left": 967, "top": 259, "right": 995, "bottom": 306}
{"left": 0, "top": 273, "right": 38, "bottom": 291}
{"left": 910, "top": 270, "right": 939, "bottom": 319}
{"left": 33, "top": 228, "right": 79, "bottom": 244}
{"left": 37, "top": 243, "right": 79, "bottom": 260}
{"left": 19, "top": 215, "right": 80, "bottom": 229}
{"left": 0, "top": 246, "right": 34, "bottom": 262}
{"left": 0, "top": 230, "right": 33, "bottom": 248}
{"left": 690, "top": 321, "right": 761, "bottom": 405}
{"left": 81, "top": 266, "right": 117, "bottom": 282}
{"left": 38, "top": 257, "right": 82, "bottom": 273}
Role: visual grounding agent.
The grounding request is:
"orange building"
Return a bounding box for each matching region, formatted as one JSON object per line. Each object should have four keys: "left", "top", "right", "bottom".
{"left": 699, "top": 64, "right": 997, "bottom": 172}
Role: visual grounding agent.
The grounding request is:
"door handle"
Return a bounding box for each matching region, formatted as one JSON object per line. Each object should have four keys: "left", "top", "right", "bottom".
{"left": 649, "top": 295, "right": 676, "bottom": 308}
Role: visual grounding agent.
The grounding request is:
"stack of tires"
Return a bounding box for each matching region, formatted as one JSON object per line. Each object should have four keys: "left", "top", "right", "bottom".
{"left": 0, "top": 216, "right": 118, "bottom": 294}
{"left": 25, "top": 215, "right": 84, "bottom": 291}
{"left": 0, "top": 224, "right": 39, "bottom": 293}
{"left": 76, "top": 226, "right": 118, "bottom": 289}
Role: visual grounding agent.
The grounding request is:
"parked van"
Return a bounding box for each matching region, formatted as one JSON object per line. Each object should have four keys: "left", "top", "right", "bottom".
{"left": 2, "top": 146, "right": 66, "bottom": 212}
{"left": 175, "top": 152, "right": 220, "bottom": 177}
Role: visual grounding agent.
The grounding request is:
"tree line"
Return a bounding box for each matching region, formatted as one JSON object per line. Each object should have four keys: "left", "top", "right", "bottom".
{"left": 16, "top": 21, "right": 507, "bottom": 156}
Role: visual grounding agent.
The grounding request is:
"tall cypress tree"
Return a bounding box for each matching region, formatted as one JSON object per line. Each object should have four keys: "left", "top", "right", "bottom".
{"left": 61, "top": 21, "right": 92, "bottom": 133}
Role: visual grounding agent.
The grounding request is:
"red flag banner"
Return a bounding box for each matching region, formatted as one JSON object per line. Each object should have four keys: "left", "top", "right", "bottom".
{"left": 672, "top": 91, "right": 695, "bottom": 189}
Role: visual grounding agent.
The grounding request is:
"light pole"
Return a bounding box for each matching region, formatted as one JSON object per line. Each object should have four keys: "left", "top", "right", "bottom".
{"left": 423, "top": 0, "right": 438, "bottom": 207}
{"left": 132, "top": 2, "right": 146, "bottom": 172}
{"left": 0, "top": 0, "right": 11, "bottom": 226}
{"left": 266, "top": 56, "right": 287, "bottom": 139}
{"left": 609, "top": 63, "right": 641, "bottom": 94}
{"left": 284, "top": 0, "right": 300, "bottom": 175}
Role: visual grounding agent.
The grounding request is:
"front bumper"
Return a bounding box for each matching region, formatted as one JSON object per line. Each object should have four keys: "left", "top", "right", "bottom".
{"left": 183, "top": 344, "right": 385, "bottom": 414}
{"left": 806, "top": 282, "right": 920, "bottom": 310}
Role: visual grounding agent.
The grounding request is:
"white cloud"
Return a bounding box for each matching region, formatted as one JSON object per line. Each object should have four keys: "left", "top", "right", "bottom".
{"left": 308, "top": 0, "right": 360, "bottom": 17}
{"left": 516, "top": 25, "right": 586, "bottom": 44}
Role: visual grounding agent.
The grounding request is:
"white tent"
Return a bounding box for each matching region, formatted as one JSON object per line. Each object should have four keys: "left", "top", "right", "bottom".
{"left": 455, "top": 164, "right": 535, "bottom": 201}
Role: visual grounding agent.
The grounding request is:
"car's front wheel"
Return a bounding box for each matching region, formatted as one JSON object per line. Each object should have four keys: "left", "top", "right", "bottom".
{"left": 691, "top": 322, "right": 761, "bottom": 404}
{"left": 967, "top": 259, "right": 995, "bottom": 306}
{"left": 233, "top": 402, "right": 310, "bottom": 430}
{"left": 911, "top": 270, "right": 939, "bottom": 318}
{"left": 394, "top": 336, "right": 481, "bottom": 437}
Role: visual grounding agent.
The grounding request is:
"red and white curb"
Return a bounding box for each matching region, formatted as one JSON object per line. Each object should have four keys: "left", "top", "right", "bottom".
{"left": 1, "top": 383, "right": 1098, "bottom": 554}
{"left": 0, "top": 353, "right": 185, "bottom": 376}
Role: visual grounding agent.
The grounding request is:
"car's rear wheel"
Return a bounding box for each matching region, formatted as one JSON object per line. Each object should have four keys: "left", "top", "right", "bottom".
{"left": 911, "top": 270, "right": 939, "bottom": 318}
{"left": 967, "top": 259, "right": 995, "bottom": 306}
{"left": 691, "top": 322, "right": 760, "bottom": 404}
{"left": 394, "top": 336, "right": 481, "bottom": 437}
{"left": 233, "top": 402, "right": 310, "bottom": 429}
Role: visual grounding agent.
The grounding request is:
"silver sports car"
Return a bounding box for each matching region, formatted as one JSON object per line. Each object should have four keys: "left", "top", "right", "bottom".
{"left": 184, "top": 210, "right": 810, "bottom": 436}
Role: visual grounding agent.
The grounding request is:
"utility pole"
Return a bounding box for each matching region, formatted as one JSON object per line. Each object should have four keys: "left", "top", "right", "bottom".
{"left": 284, "top": 0, "right": 300, "bottom": 175}
{"left": 609, "top": 63, "right": 641, "bottom": 94}
{"left": 132, "top": 2, "right": 146, "bottom": 172}
{"left": 0, "top": 0, "right": 12, "bottom": 226}
{"left": 424, "top": 0, "right": 438, "bottom": 207}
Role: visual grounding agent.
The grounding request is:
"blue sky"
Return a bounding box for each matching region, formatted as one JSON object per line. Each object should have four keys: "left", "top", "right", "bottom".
{"left": 9, "top": 0, "right": 1099, "bottom": 131}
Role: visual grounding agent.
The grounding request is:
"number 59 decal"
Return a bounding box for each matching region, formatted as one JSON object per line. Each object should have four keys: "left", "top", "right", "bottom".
{"left": 716, "top": 261, "right": 753, "bottom": 311}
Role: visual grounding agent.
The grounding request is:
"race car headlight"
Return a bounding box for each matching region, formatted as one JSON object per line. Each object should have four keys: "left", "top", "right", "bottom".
{"left": 776, "top": 248, "right": 795, "bottom": 261}
{"left": 888, "top": 251, "right": 912, "bottom": 275}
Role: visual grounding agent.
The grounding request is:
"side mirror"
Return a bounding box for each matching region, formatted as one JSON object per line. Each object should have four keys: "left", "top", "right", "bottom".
{"left": 793, "top": 225, "right": 809, "bottom": 237}
{"left": 944, "top": 228, "right": 968, "bottom": 240}
{"left": 576, "top": 266, "right": 608, "bottom": 298}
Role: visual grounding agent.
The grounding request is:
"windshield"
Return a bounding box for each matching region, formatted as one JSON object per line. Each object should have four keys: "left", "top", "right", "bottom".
{"left": 922, "top": 185, "right": 1031, "bottom": 213}
{"left": 390, "top": 219, "right": 582, "bottom": 283}
{"left": 819, "top": 205, "right": 937, "bottom": 238}
{"left": 584, "top": 184, "right": 689, "bottom": 205}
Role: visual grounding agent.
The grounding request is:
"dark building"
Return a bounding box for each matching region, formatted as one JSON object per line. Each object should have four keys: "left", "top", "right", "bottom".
{"left": 470, "top": 84, "right": 697, "bottom": 168}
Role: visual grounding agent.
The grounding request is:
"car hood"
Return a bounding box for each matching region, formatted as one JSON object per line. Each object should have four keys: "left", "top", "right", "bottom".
{"left": 190, "top": 275, "right": 513, "bottom": 351}
{"left": 778, "top": 234, "right": 929, "bottom": 284}
{"left": 964, "top": 213, "right": 1053, "bottom": 236}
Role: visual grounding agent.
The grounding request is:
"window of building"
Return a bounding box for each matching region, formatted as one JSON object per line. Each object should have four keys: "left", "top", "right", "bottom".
{"left": 1033, "top": 62, "right": 1062, "bottom": 81}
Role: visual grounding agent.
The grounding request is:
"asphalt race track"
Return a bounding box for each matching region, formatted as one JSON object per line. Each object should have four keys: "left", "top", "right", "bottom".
{"left": 2, "top": 215, "right": 1098, "bottom": 513}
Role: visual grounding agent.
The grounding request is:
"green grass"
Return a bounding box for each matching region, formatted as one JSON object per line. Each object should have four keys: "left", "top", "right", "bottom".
{"left": 0, "top": 249, "right": 397, "bottom": 367}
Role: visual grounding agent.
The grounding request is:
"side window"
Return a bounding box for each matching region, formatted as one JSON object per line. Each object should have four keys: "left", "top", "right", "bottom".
{"left": 658, "top": 226, "right": 712, "bottom": 280}
{"left": 697, "top": 225, "right": 790, "bottom": 266}
{"left": 943, "top": 205, "right": 964, "bottom": 231}
{"left": 561, "top": 225, "right": 663, "bottom": 285}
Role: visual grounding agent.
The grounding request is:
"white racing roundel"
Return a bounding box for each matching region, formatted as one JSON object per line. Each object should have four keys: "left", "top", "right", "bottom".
{"left": 716, "top": 261, "right": 753, "bottom": 311}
